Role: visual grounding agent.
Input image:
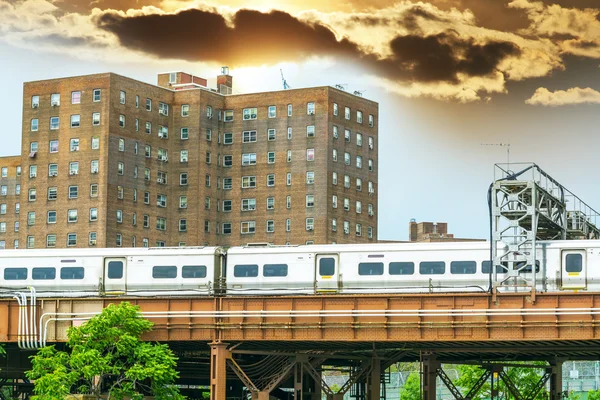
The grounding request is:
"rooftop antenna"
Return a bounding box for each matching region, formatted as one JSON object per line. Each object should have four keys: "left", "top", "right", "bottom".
{"left": 481, "top": 143, "right": 511, "bottom": 171}
{"left": 280, "top": 69, "right": 291, "bottom": 90}
{"left": 335, "top": 84, "right": 347, "bottom": 91}
{"left": 353, "top": 90, "right": 365, "bottom": 97}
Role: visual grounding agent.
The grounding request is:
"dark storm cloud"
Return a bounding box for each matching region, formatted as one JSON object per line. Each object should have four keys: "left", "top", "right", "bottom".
{"left": 97, "top": 8, "right": 520, "bottom": 84}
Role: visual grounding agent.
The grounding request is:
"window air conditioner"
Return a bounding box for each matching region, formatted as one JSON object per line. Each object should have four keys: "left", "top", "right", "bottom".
{"left": 344, "top": 228, "right": 349, "bottom": 234}
{"left": 50, "top": 172, "right": 57, "bottom": 177}
{"left": 157, "top": 178, "right": 164, "bottom": 184}
{"left": 89, "top": 239, "right": 97, "bottom": 245}
{"left": 70, "top": 170, "right": 78, "bottom": 175}
{"left": 30, "top": 173, "right": 36, "bottom": 178}
{"left": 307, "top": 227, "right": 313, "bottom": 231}
{"left": 91, "top": 170, "right": 98, "bottom": 174}
{"left": 73, "top": 146, "right": 79, "bottom": 151}
{"left": 51, "top": 102, "right": 59, "bottom": 107}
{"left": 251, "top": 114, "right": 257, "bottom": 119}
{"left": 158, "top": 133, "right": 164, "bottom": 138}
{"left": 369, "top": 122, "right": 374, "bottom": 127}
{"left": 308, "top": 111, "right": 315, "bottom": 115}
{"left": 207, "top": 113, "right": 213, "bottom": 119}
{"left": 32, "top": 104, "right": 39, "bottom": 109}
{"left": 368, "top": 211, "right": 374, "bottom": 216}
{"left": 369, "top": 189, "right": 374, "bottom": 195}
{"left": 369, "top": 144, "right": 373, "bottom": 150}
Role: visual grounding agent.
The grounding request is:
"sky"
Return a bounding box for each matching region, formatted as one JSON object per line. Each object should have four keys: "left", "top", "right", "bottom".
{"left": 1, "top": 0, "right": 600, "bottom": 241}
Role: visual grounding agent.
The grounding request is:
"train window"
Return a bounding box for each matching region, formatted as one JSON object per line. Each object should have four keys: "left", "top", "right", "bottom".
{"left": 450, "top": 261, "right": 476, "bottom": 274}
{"left": 60, "top": 267, "right": 85, "bottom": 280}
{"left": 107, "top": 261, "right": 123, "bottom": 279}
{"left": 263, "top": 264, "right": 288, "bottom": 277}
{"left": 32, "top": 267, "right": 56, "bottom": 280}
{"left": 4, "top": 268, "right": 27, "bottom": 280}
{"left": 419, "top": 262, "right": 445, "bottom": 275}
{"left": 516, "top": 260, "right": 540, "bottom": 273}
{"left": 482, "top": 261, "right": 505, "bottom": 274}
{"left": 565, "top": 254, "right": 582, "bottom": 273}
{"left": 358, "top": 262, "right": 383, "bottom": 276}
{"left": 182, "top": 265, "right": 207, "bottom": 278}
{"left": 234, "top": 264, "right": 258, "bottom": 277}
{"left": 389, "top": 262, "right": 414, "bottom": 275}
{"left": 319, "top": 258, "right": 335, "bottom": 276}
{"left": 153, "top": 266, "right": 177, "bottom": 279}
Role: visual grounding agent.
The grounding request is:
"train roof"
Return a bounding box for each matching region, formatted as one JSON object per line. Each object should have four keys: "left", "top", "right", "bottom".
{"left": 0, "top": 246, "right": 221, "bottom": 258}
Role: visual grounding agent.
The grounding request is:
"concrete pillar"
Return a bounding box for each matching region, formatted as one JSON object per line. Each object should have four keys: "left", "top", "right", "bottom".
{"left": 422, "top": 354, "right": 439, "bottom": 400}
{"left": 295, "top": 363, "right": 304, "bottom": 400}
{"left": 210, "top": 341, "right": 229, "bottom": 400}
{"left": 550, "top": 361, "right": 564, "bottom": 400}
{"left": 368, "top": 358, "right": 381, "bottom": 400}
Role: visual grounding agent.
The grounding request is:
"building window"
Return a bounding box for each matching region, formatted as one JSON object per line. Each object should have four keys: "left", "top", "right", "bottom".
{"left": 241, "top": 221, "right": 256, "bottom": 234}
{"left": 70, "top": 115, "right": 80, "bottom": 128}
{"left": 92, "top": 112, "right": 100, "bottom": 126}
{"left": 345, "top": 107, "right": 350, "bottom": 120}
{"left": 117, "top": 162, "right": 124, "bottom": 175}
{"left": 223, "top": 155, "right": 233, "bottom": 167}
{"left": 223, "top": 177, "right": 232, "bottom": 190}
{"left": 242, "top": 176, "right": 256, "bottom": 188}
{"left": 143, "top": 214, "right": 150, "bottom": 228}
{"left": 242, "top": 153, "right": 256, "bottom": 166}
{"left": 286, "top": 196, "right": 291, "bottom": 209}
{"left": 267, "top": 152, "right": 275, "bottom": 164}
{"left": 205, "top": 151, "right": 212, "bottom": 164}
{"left": 70, "top": 138, "right": 79, "bottom": 152}
{"left": 27, "top": 236, "right": 35, "bottom": 249}
{"left": 116, "top": 186, "right": 124, "bottom": 199}
{"left": 46, "top": 187, "right": 57, "bottom": 201}
{"left": 69, "top": 185, "right": 78, "bottom": 199}
{"left": 145, "top": 122, "right": 152, "bottom": 134}
{"left": 0, "top": 167, "right": 6, "bottom": 177}
{"left": 306, "top": 171, "right": 315, "bottom": 184}
{"left": 115, "top": 233, "right": 122, "bottom": 247}
{"left": 27, "top": 211, "right": 36, "bottom": 226}
{"left": 16, "top": 185, "right": 21, "bottom": 195}
{"left": 29, "top": 165, "right": 37, "bottom": 178}
{"left": 67, "top": 233, "right": 77, "bottom": 246}
{"left": 356, "top": 156, "right": 363, "bottom": 169}
{"left": 179, "top": 219, "right": 187, "bottom": 232}
{"left": 14, "top": 221, "right": 19, "bottom": 232}
{"left": 287, "top": 104, "right": 292, "bottom": 116}
{"left": 118, "top": 138, "right": 125, "bottom": 152}
{"left": 70, "top": 91, "right": 81, "bottom": 104}
{"left": 243, "top": 108, "right": 257, "bottom": 120}
{"left": 180, "top": 173, "right": 188, "bottom": 186}
{"left": 357, "top": 110, "right": 363, "bottom": 123}
{"left": 142, "top": 238, "right": 149, "bottom": 247}
{"left": 145, "top": 145, "right": 151, "bottom": 158}
{"left": 306, "top": 125, "right": 315, "bottom": 137}
{"left": 205, "top": 174, "right": 211, "bottom": 187}
{"left": 47, "top": 210, "right": 57, "bottom": 224}
{"left": 222, "top": 199, "right": 232, "bottom": 212}
{"left": 133, "top": 189, "right": 137, "bottom": 202}
{"left": 369, "top": 114, "right": 374, "bottom": 127}
{"left": 369, "top": 136, "right": 374, "bottom": 150}
{"left": 119, "top": 115, "right": 125, "bottom": 128}
{"left": 90, "top": 184, "right": 98, "bottom": 198}
{"left": 267, "top": 174, "right": 276, "bottom": 187}
{"left": 223, "top": 110, "right": 233, "bottom": 122}
{"left": 181, "top": 104, "right": 189, "bottom": 117}
{"left": 306, "top": 218, "right": 315, "bottom": 231}
{"left": 158, "top": 148, "right": 168, "bottom": 162}
{"left": 332, "top": 195, "right": 338, "bottom": 208}
{"left": 179, "top": 196, "right": 187, "bottom": 209}
{"left": 267, "top": 129, "right": 276, "bottom": 141}
{"left": 306, "top": 149, "right": 315, "bottom": 161}
{"left": 156, "top": 217, "right": 167, "bottom": 231}
{"left": 223, "top": 132, "right": 233, "bottom": 145}
{"left": 93, "top": 89, "right": 101, "bottom": 102}
{"left": 144, "top": 168, "right": 150, "bottom": 181}
{"left": 286, "top": 219, "right": 291, "bottom": 232}
{"left": 356, "top": 178, "right": 362, "bottom": 191}
{"left": 32, "top": 95, "right": 40, "bottom": 108}
{"left": 242, "top": 130, "right": 257, "bottom": 143}
{"left": 68, "top": 209, "right": 78, "bottom": 223}
{"left": 306, "top": 195, "right": 315, "bottom": 208}
{"left": 222, "top": 223, "right": 232, "bottom": 235}
{"left": 241, "top": 198, "right": 256, "bottom": 211}
{"left": 344, "top": 152, "right": 351, "bottom": 165}
{"left": 69, "top": 162, "right": 79, "bottom": 176}
{"left": 268, "top": 106, "right": 276, "bottom": 118}
{"left": 159, "top": 102, "right": 169, "bottom": 116}
{"left": 119, "top": 90, "right": 126, "bottom": 104}
{"left": 180, "top": 150, "right": 189, "bottom": 163}
{"left": 287, "top": 127, "right": 292, "bottom": 140}
{"left": 159, "top": 125, "right": 168, "bottom": 139}
{"left": 0, "top": 186, "right": 5, "bottom": 196}
{"left": 45, "top": 235, "right": 56, "bottom": 248}
{"left": 332, "top": 172, "right": 338, "bottom": 185}
{"left": 356, "top": 223, "right": 362, "bottom": 236}
{"left": 51, "top": 93, "right": 60, "bottom": 106}
{"left": 30, "top": 141, "right": 38, "bottom": 153}
{"left": 266, "top": 197, "right": 275, "bottom": 210}
{"left": 50, "top": 117, "right": 59, "bottom": 130}
{"left": 145, "top": 98, "right": 152, "bottom": 111}
{"left": 31, "top": 118, "right": 38, "bottom": 131}
{"left": 204, "top": 197, "right": 210, "bottom": 210}
{"left": 28, "top": 188, "right": 36, "bottom": 201}
{"left": 356, "top": 201, "right": 362, "bottom": 214}
{"left": 90, "top": 208, "right": 98, "bottom": 221}
{"left": 368, "top": 181, "right": 374, "bottom": 194}
{"left": 344, "top": 221, "right": 350, "bottom": 235}
{"left": 135, "top": 95, "right": 139, "bottom": 108}
{"left": 286, "top": 172, "right": 291, "bottom": 186}
{"left": 92, "top": 136, "right": 99, "bottom": 150}
{"left": 368, "top": 226, "right": 373, "bottom": 239}
{"left": 0, "top": 223, "right": 4, "bottom": 233}
{"left": 333, "top": 103, "right": 338, "bottom": 116}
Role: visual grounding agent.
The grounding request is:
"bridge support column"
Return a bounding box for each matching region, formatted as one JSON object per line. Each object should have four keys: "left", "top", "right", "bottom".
{"left": 210, "top": 341, "right": 229, "bottom": 400}
{"left": 294, "top": 362, "right": 304, "bottom": 400}
{"left": 368, "top": 357, "right": 381, "bottom": 400}
{"left": 251, "top": 392, "right": 271, "bottom": 400}
{"left": 422, "top": 354, "right": 439, "bottom": 400}
{"left": 550, "top": 360, "right": 564, "bottom": 400}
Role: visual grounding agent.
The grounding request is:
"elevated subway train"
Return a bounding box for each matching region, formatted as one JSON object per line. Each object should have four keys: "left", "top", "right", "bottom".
{"left": 0, "top": 240, "right": 594, "bottom": 298}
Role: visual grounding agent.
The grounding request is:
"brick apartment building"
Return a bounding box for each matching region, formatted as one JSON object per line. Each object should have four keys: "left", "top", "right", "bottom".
{"left": 0, "top": 69, "right": 378, "bottom": 249}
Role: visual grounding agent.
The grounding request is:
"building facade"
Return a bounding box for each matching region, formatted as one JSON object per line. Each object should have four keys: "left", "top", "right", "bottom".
{"left": 0, "top": 70, "right": 378, "bottom": 248}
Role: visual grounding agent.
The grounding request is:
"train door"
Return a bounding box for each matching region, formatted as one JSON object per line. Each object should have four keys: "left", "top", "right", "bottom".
{"left": 315, "top": 254, "right": 339, "bottom": 293}
{"left": 561, "top": 250, "right": 586, "bottom": 290}
{"left": 103, "top": 257, "right": 127, "bottom": 294}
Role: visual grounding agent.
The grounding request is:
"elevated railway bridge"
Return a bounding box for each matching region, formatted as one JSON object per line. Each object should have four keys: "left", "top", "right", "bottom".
{"left": 3, "top": 292, "right": 600, "bottom": 400}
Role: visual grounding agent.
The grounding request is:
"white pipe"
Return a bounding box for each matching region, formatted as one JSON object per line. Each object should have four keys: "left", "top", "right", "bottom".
{"left": 37, "top": 306, "right": 600, "bottom": 347}
{"left": 29, "top": 287, "right": 37, "bottom": 348}
{"left": 20, "top": 292, "right": 30, "bottom": 349}
{"left": 12, "top": 295, "right": 22, "bottom": 349}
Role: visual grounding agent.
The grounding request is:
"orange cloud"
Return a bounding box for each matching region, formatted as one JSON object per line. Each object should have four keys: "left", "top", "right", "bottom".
{"left": 526, "top": 87, "right": 600, "bottom": 106}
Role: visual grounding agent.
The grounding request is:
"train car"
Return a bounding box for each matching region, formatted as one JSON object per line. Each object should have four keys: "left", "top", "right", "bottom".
{"left": 0, "top": 247, "right": 222, "bottom": 297}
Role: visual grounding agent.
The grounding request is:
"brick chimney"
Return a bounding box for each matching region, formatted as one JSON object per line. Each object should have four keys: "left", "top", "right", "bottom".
{"left": 217, "top": 66, "right": 233, "bottom": 95}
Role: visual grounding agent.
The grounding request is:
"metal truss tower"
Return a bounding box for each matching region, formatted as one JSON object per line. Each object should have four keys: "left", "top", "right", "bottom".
{"left": 491, "top": 163, "right": 600, "bottom": 295}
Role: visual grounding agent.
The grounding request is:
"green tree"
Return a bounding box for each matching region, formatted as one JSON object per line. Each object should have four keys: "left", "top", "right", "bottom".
{"left": 26, "top": 302, "right": 184, "bottom": 400}
{"left": 454, "top": 363, "right": 548, "bottom": 400}
{"left": 399, "top": 372, "right": 421, "bottom": 400}
{"left": 589, "top": 389, "right": 600, "bottom": 400}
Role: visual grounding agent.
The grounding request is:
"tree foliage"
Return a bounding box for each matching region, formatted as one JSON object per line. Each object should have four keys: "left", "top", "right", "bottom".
{"left": 589, "top": 389, "right": 600, "bottom": 400}
{"left": 454, "top": 363, "right": 548, "bottom": 400}
{"left": 399, "top": 372, "right": 421, "bottom": 400}
{"left": 26, "top": 302, "right": 184, "bottom": 400}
